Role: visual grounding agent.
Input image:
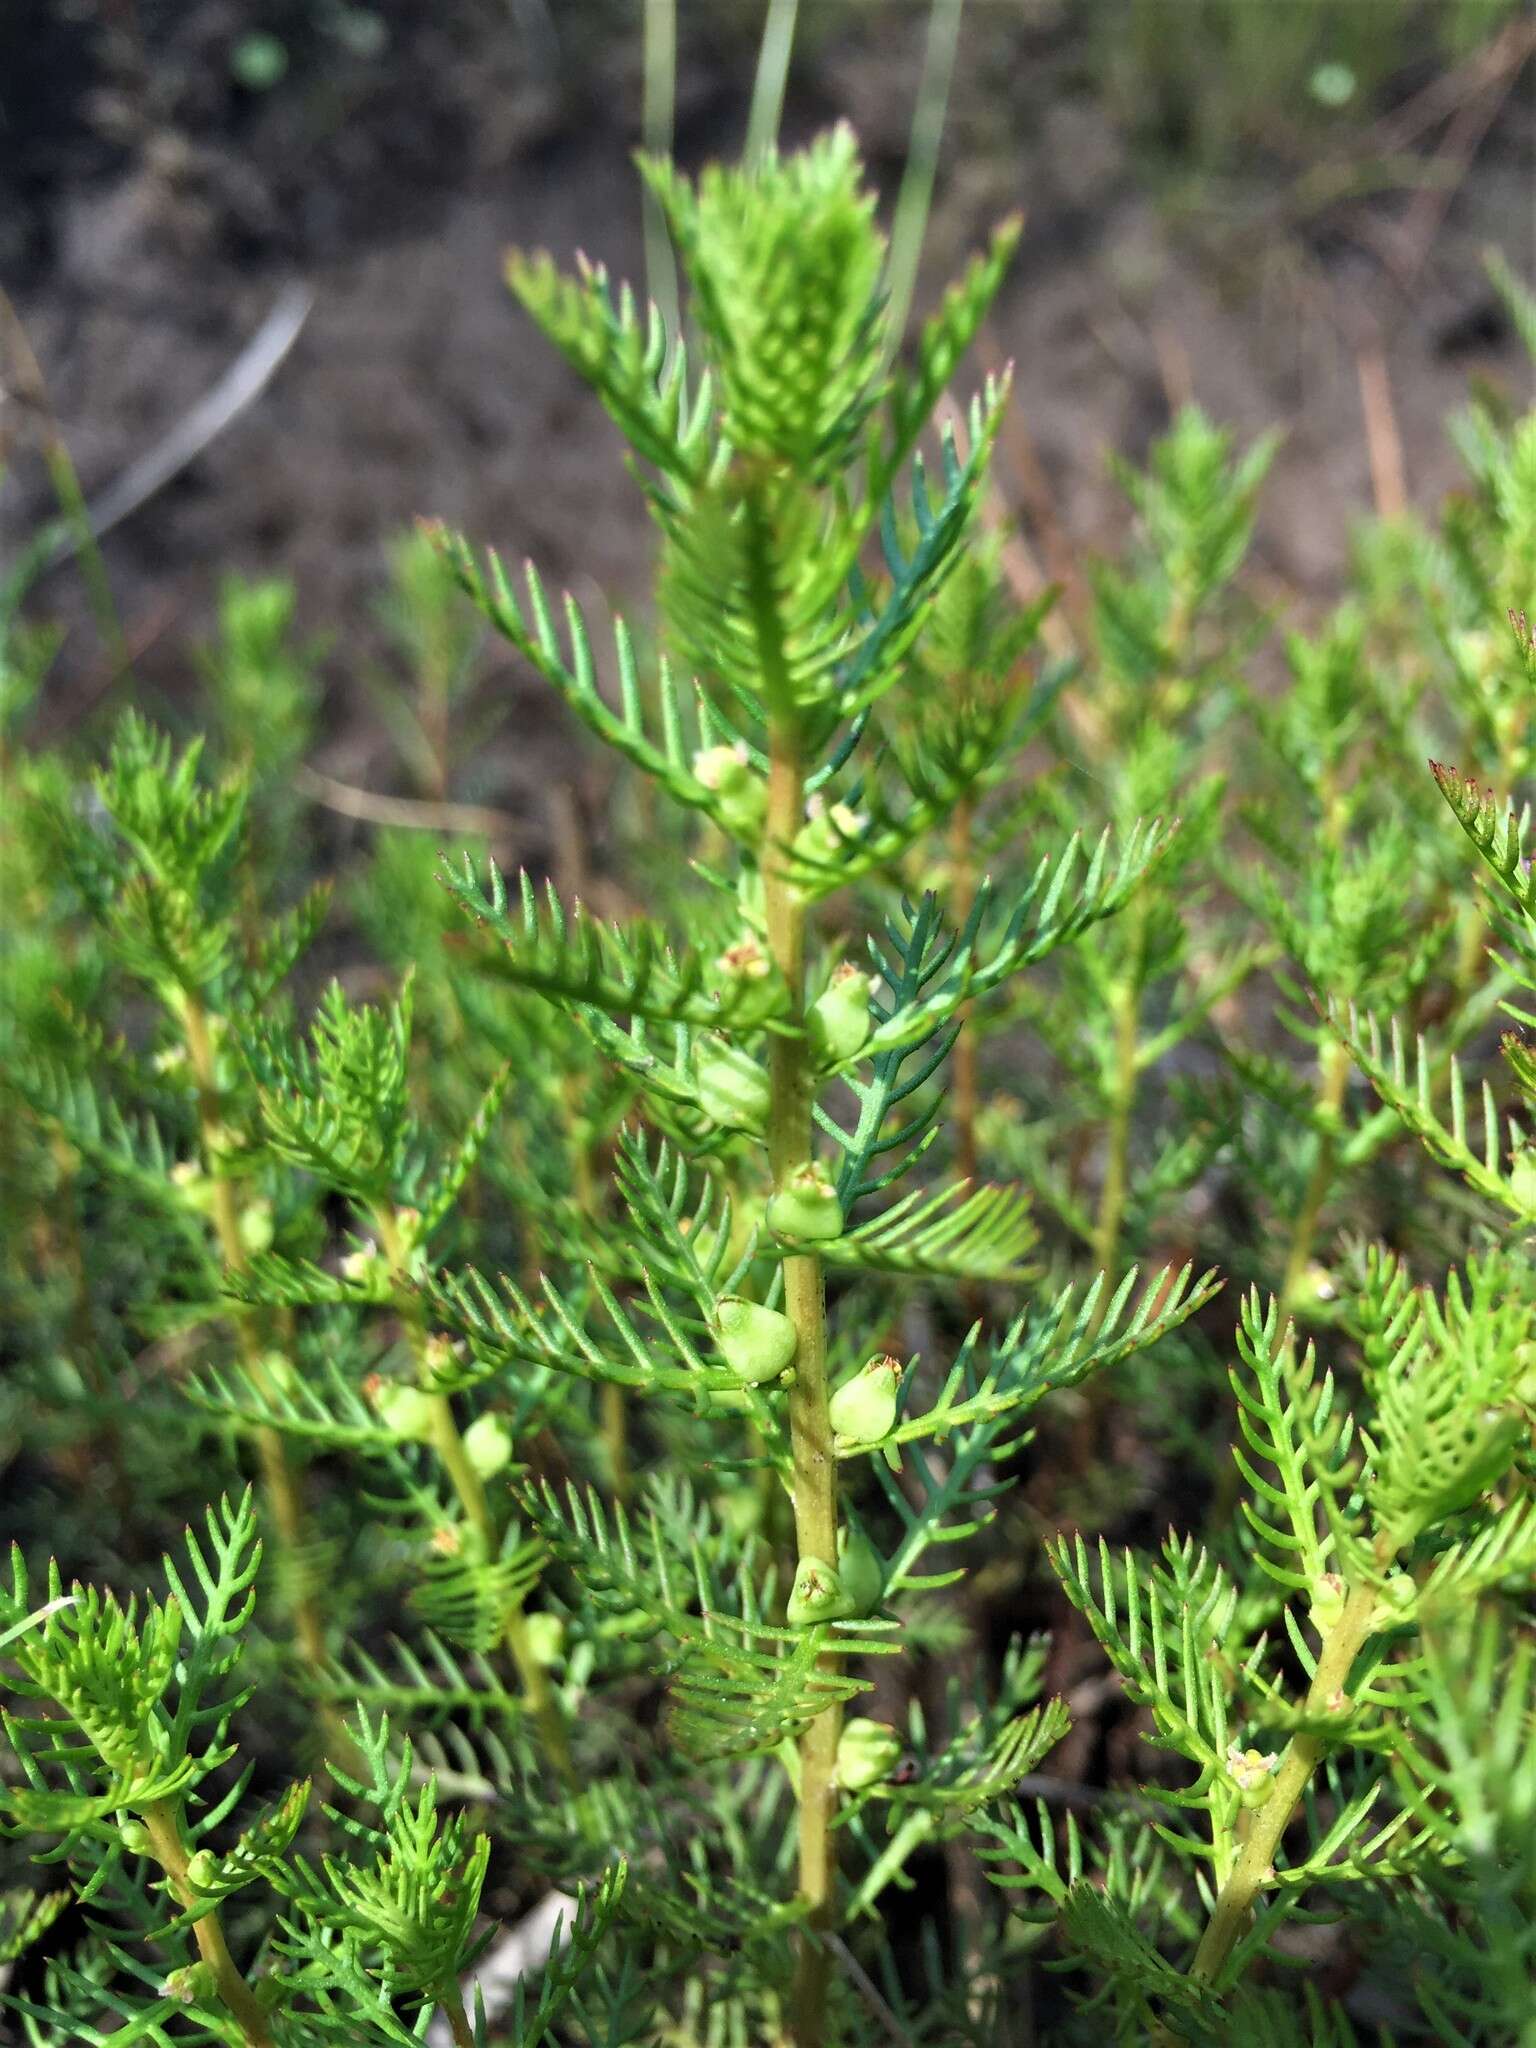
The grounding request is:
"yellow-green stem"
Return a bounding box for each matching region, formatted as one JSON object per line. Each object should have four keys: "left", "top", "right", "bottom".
{"left": 180, "top": 998, "right": 332, "bottom": 1693}
{"left": 1186, "top": 1574, "right": 1382, "bottom": 1986}
{"left": 1091, "top": 949, "right": 1143, "bottom": 1283}
{"left": 764, "top": 725, "right": 841, "bottom": 2048}
{"left": 375, "top": 1207, "right": 576, "bottom": 1789}
{"left": 141, "top": 1798, "right": 273, "bottom": 2047}
{"left": 441, "top": 1985, "right": 476, "bottom": 2048}
{"left": 563, "top": 1074, "right": 630, "bottom": 1501}
{"left": 1278, "top": 1038, "right": 1350, "bottom": 1321}
{"left": 1088, "top": 589, "right": 1191, "bottom": 1285}
{"left": 949, "top": 798, "right": 980, "bottom": 1190}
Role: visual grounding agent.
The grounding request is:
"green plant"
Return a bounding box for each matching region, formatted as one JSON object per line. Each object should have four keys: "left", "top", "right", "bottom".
{"left": 4, "top": 116, "right": 1535, "bottom": 2048}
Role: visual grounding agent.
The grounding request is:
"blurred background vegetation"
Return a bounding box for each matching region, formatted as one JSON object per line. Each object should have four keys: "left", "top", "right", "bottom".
{"left": 2, "top": 0, "right": 1532, "bottom": 865}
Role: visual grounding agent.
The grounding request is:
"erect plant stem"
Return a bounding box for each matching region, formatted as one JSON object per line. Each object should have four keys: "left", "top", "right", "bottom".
{"left": 763, "top": 723, "right": 841, "bottom": 2048}
{"left": 375, "top": 1205, "right": 576, "bottom": 1791}
{"left": 562, "top": 1072, "right": 630, "bottom": 1501}
{"left": 1278, "top": 1036, "right": 1350, "bottom": 1320}
{"left": 1089, "top": 592, "right": 1192, "bottom": 1293}
{"left": 440, "top": 1985, "right": 477, "bottom": 2048}
{"left": 1091, "top": 908, "right": 1146, "bottom": 1284}
{"left": 1186, "top": 1572, "right": 1381, "bottom": 1987}
{"left": 141, "top": 1797, "right": 274, "bottom": 2047}
{"left": 180, "top": 995, "right": 334, "bottom": 1710}
{"left": 948, "top": 797, "right": 980, "bottom": 1189}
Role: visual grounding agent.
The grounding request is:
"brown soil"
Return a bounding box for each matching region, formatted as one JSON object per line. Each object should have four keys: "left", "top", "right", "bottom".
{"left": 4, "top": 2, "right": 1534, "bottom": 837}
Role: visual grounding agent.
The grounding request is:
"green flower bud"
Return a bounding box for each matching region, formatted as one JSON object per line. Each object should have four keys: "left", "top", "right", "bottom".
{"left": 161, "top": 1961, "right": 218, "bottom": 2006}
{"left": 392, "top": 1207, "right": 429, "bottom": 1280}
{"left": 712, "top": 1295, "right": 798, "bottom": 1383}
{"left": 766, "top": 1163, "right": 843, "bottom": 1242}
{"left": 838, "top": 1524, "right": 884, "bottom": 1615}
{"left": 118, "top": 1819, "right": 152, "bottom": 1857}
{"left": 786, "top": 1554, "right": 856, "bottom": 1626}
{"left": 693, "top": 1037, "right": 771, "bottom": 1131}
{"left": 340, "top": 1239, "right": 390, "bottom": 1297}
{"left": 169, "top": 1159, "right": 215, "bottom": 1213}
{"left": 1307, "top": 1571, "right": 1346, "bottom": 1634}
{"left": 715, "top": 934, "right": 771, "bottom": 984}
{"left": 372, "top": 1383, "right": 437, "bottom": 1443}
{"left": 421, "top": 1332, "right": 465, "bottom": 1386}
{"left": 810, "top": 964, "right": 874, "bottom": 1066}
{"left": 524, "top": 1611, "right": 564, "bottom": 1668}
{"left": 829, "top": 1354, "right": 903, "bottom": 1446}
{"left": 836, "top": 1717, "right": 903, "bottom": 1791}
{"left": 257, "top": 1349, "right": 299, "bottom": 1398}
{"left": 463, "top": 1411, "right": 513, "bottom": 1480}
{"left": 185, "top": 1848, "right": 218, "bottom": 1891}
{"left": 792, "top": 801, "right": 865, "bottom": 877}
{"left": 238, "top": 1197, "right": 274, "bottom": 1256}
{"left": 693, "top": 743, "right": 767, "bottom": 840}
{"left": 1225, "top": 1744, "right": 1280, "bottom": 1810}
{"left": 1369, "top": 1571, "right": 1416, "bottom": 1631}
{"left": 1509, "top": 1146, "right": 1536, "bottom": 1215}
{"left": 1298, "top": 1261, "right": 1337, "bottom": 1306}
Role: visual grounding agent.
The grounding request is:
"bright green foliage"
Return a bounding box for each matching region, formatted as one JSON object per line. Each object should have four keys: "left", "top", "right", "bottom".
{"left": 3, "top": 117, "right": 1535, "bottom": 2048}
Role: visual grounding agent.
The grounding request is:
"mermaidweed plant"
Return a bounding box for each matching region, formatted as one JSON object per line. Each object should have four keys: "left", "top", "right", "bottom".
{"left": 0, "top": 1493, "right": 621, "bottom": 2046}
{"left": 4, "top": 125, "right": 1535, "bottom": 2048}
{"left": 425, "top": 125, "right": 1211, "bottom": 2038}
{"left": 979, "top": 1249, "right": 1536, "bottom": 2032}
{"left": 11, "top": 715, "right": 337, "bottom": 1711}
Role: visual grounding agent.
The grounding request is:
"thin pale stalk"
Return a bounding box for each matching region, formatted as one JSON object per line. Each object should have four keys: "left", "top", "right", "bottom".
{"left": 441, "top": 1987, "right": 477, "bottom": 2048}
{"left": 882, "top": 0, "right": 965, "bottom": 363}
{"left": 641, "top": 0, "right": 680, "bottom": 339}
{"left": 375, "top": 1206, "right": 576, "bottom": 1790}
{"left": 180, "top": 997, "right": 332, "bottom": 1698}
{"left": 948, "top": 798, "right": 980, "bottom": 1188}
{"left": 1090, "top": 931, "right": 1144, "bottom": 1284}
{"left": 1186, "top": 1573, "right": 1382, "bottom": 1985}
{"left": 1278, "top": 1037, "right": 1350, "bottom": 1320}
{"left": 745, "top": 0, "right": 800, "bottom": 171}
{"left": 763, "top": 724, "right": 841, "bottom": 2048}
{"left": 141, "top": 1798, "right": 273, "bottom": 2047}
{"left": 562, "top": 1074, "right": 629, "bottom": 1500}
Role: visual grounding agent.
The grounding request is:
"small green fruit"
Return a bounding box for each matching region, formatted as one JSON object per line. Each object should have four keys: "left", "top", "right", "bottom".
{"left": 463, "top": 1411, "right": 513, "bottom": 1480}
{"left": 715, "top": 934, "right": 771, "bottom": 984}
{"left": 1369, "top": 1571, "right": 1415, "bottom": 1631}
{"left": 836, "top": 1717, "right": 902, "bottom": 1791}
{"left": 1226, "top": 1744, "right": 1279, "bottom": 1810}
{"left": 524, "top": 1611, "right": 564, "bottom": 1667}
{"left": 786, "top": 1554, "right": 856, "bottom": 1626}
{"left": 1509, "top": 1146, "right": 1536, "bottom": 1214}
{"left": 340, "top": 1239, "right": 390, "bottom": 1297}
{"left": 766, "top": 1163, "right": 843, "bottom": 1242}
{"left": 1306, "top": 1571, "right": 1346, "bottom": 1634}
{"left": 161, "top": 1961, "right": 218, "bottom": 2006}
{"left": 712, "top": 1295, "right": 797, "bottom": 1383}
{"left": 838, "top": 1524, "right": 884, "bottom": 1615}
{"left": 258, "top": 1349, "right": 299, "bottom": 1398}
{"left": 810, "top": 964, "right": 874, "bottom": 1065}
{"left": 693, "top": 743, "right": 767, "bottom": 840}
{"left": 169, "top": 1159, "right": 213, "bottom": 1211}
{"left": 119, "top": 1819, "right": 152, "bottom": 1857}
{"left": 238, "top": 1198, "right": 275, "bottom": 1256}
{"left": 372, "top": 1383, "right": 437, "bottom": 1443}
{"left": 792, "top": 801, "right": 865, "bottom": 876}
{"left": 185, "top": 1848, "right": 218, "bottom": 1890}
{"left": 693, "top": 1037, "right": 771, "bottom": 1131}
{"left": 829, "top": 1354, "right": 903, "bottom": 1446}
